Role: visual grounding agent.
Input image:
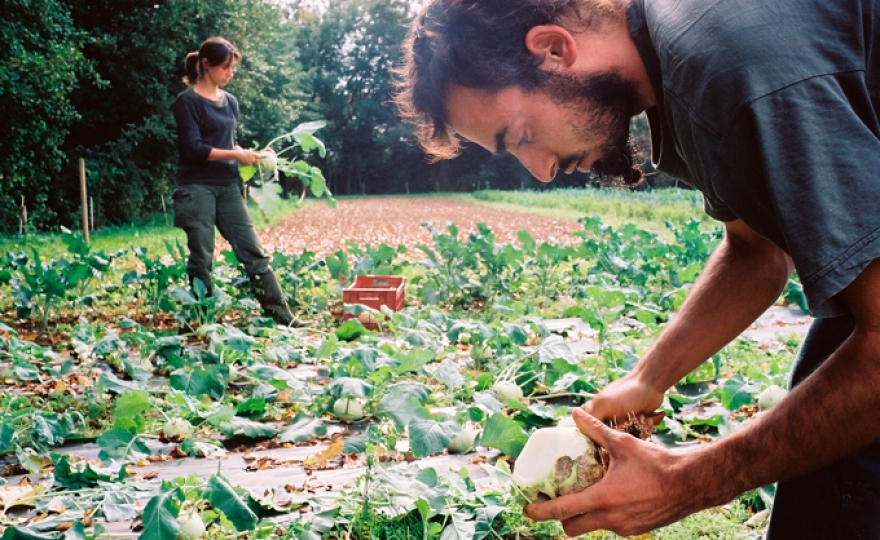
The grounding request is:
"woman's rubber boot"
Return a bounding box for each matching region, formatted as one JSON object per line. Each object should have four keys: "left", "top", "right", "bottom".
{"left": 252, "top": 271, "right": 307, "bottom": 328}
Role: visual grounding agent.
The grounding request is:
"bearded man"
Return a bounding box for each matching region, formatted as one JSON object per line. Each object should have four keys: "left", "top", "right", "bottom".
{"left": 395, "top": 0, "right": 880, "bottom": 537}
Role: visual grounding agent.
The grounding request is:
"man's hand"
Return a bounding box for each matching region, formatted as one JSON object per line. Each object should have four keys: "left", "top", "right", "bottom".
{"left": 523, "top": 408, "right": 698, "bottom": 537}
{"left": 583, "top": 374, "right": 665, "bottom": 427}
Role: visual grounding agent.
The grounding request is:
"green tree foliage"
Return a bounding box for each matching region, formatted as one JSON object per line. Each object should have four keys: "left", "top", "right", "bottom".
{"left": 0, "top": 0, "right": 93, "bottom": 232}
{"left": 290, "top": 0, "right": 433, "bottom": 196}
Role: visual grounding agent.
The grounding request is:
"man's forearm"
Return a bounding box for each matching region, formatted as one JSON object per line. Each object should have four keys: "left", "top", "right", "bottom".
{"left": 631, "top": 220, "right": 792, "bottom": 394}
{"left": 687, "top": 324, "right": 880, "bottom": 508}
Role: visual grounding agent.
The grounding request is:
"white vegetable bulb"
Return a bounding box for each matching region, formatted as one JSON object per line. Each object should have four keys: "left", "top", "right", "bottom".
{"left": 258, "top": 151, "right": 277, "bottom": 171}
{"left": 492, "top": 380, "right": 524, "bottom": 403}
{"left": 757, "top": 385, "right": 788, "bottom": 411}
{"left": 512, "top": 426, "right": 605, "bottom": 502}
{"left": 332, "top": 397, "right": 366, "bottom": 421}
{"left": 447, "top": 427, "right": 481, "bottom": 454}
{"left": 176, "top": 512, "right": 206, "bottom": 540}
{"left": 163, "top": 418, "right": 193, "bottom": 439}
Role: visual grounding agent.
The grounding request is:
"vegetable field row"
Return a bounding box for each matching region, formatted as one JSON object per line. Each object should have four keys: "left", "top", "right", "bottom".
{"left": 0, "top": 214, "right": 806, "bottom": 539}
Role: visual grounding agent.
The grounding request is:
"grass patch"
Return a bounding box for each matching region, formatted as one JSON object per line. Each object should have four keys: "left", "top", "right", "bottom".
{"left": 456, "top": 187, "right": 714, "bottom": 237}
{"left": 0, "top": 185, "right": 305, "bottom": 260}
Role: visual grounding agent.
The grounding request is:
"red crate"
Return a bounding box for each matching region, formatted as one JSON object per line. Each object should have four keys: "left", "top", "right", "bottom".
{"left": 342, "top": 275, "right": 405, "bottom": 328}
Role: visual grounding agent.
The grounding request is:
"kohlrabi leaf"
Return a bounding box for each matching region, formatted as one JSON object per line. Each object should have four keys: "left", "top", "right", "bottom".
{"left": 478, "top": 412, "right": 528, "bottom": 458}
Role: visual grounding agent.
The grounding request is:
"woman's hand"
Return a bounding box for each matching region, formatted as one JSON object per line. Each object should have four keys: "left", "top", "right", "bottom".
{"left": 236, "top": 149, "right": 260, "bottom": 166}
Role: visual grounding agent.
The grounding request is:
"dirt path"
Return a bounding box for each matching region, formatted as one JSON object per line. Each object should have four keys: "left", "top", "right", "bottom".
{"left": 219, "top": 196, "right": 584, "bottom": 256}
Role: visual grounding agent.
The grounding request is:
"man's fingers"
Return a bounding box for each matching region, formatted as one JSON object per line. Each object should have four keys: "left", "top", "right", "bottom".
{"left": 645, "top": 410, "right": 665, "bottom": 427}
{"left": 523, "top": 410, "right": 617, "bottom": 523}
{"left": 524, "top": 489, "right": 597, "bottom": 523}
{"left": 561, "top": 512, "right": 611, "bottom": 538}
{"left": 580, "top": 398, "right": 606, "bottom": 418}
{"left": 572, "top": 407, "right": 618, "bottom": 449}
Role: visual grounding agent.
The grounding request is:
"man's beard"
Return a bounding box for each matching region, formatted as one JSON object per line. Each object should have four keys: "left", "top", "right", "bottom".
{"left": 541, "top": 70, "right": 643, "bottom": 186}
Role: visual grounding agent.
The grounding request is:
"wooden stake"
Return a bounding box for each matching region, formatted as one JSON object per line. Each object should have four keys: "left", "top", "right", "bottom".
{"left": 161, "top": 194, "right": 170, "bottom": 226}
{"left": 79, "top": 158, "right": 89, "bottom": 244}
{"left": 20, "top": 196, "right": 27, "bottom": 237}
{"left": 90, "top": 196, "right": 95, "bottom": 231}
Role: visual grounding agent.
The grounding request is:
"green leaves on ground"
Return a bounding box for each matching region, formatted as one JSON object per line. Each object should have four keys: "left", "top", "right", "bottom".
{"left": 0, "top": 212, "right": 801, "bottom": 540}
{"left": 408, "top": 419, "right": 459, "bottom": 458}
{"left": 479, "top": 413, "right": 529, "bottom": 459}
{"left": 97, "top": 428, "right": 152, "bottom": 464}
{"left": 138, "top": 484, "right": 182, "bottom": 540}
{"left": 205, "top": 475, "right": 258, "bottom": 532}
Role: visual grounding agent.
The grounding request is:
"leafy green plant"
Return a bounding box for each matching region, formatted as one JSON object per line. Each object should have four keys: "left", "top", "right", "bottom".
{"left": 168, "top": 279, "right": 248, "bottom": 329}
{"left": 240, "top": 121, "right": 335, "bottom": 207}
{"left": 122, "top": 240, "right": 187, "bottom": 324}
{"left": 416, "top": 223, "right": 481, "bottom": 307}
{"left": 9, "top": 229, "right": 123, "bottom": 334}
{"left": 0, "top": 389, "right": 86, "bottom": 472}
{"left": 0, "top": 198, "right": 803, "bottom": 539}
{"left": 11, "top": 250, "right": 84, "bottom": 334}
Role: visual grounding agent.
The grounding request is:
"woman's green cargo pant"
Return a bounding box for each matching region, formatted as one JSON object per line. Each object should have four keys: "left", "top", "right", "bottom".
{"left": 172, "top": 182, "right": 301, "bottom": 326}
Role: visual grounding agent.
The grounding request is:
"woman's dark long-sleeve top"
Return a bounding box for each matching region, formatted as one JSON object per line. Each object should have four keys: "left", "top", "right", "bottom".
{"left": 171, "top": 87, "right": 242, "bottom": 186}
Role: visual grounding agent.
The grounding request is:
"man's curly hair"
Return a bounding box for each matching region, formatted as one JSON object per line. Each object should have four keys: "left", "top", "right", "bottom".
{"left": 394, "top": 0, "right": 623, "bottom": 161}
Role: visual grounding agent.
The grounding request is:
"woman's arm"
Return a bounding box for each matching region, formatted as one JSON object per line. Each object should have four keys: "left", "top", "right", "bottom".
{"left": 208, "top": 147, "right": 259, "bottom": 165}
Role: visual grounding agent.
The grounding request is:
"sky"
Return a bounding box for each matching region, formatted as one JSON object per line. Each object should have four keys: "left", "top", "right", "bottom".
{"left": 278, "top": 0, "right": 427, "bottom": 14}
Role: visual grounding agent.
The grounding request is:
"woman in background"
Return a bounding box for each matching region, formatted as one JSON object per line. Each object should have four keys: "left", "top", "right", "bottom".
{"left": 171, "top": 36, "right": 302, "bottom": 327}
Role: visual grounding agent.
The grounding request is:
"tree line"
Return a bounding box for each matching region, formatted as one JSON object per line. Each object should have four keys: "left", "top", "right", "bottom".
{"left": 1, "top": 0, "right": 667, "bottom": 233}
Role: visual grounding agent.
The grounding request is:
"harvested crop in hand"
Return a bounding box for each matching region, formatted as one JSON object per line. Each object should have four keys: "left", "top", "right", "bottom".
{"left": 513, "top": 415, "right": 654, "bottom": 502}
{"left": 258, "top": 151, "right": 277, "bottom": 171}
{"left": 512, "top": 426, "right": 606, "bottom": 502}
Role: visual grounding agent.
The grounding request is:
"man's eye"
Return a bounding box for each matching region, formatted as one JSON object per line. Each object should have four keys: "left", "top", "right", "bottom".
{"left": 516, "top": 134, "right": 529, "bottom": 147}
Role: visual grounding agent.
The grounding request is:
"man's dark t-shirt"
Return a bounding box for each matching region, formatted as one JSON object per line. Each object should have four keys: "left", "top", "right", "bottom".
{"left": 171, "top": 88, "right": 242, "bottom": 187}
{"left": 628, "top": 0, "right": 880, "bottom": 317}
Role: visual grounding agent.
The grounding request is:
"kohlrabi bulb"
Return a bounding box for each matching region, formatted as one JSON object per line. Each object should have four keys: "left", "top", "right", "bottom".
{"left": 756, "top": 384, "right": 788, "bottom": 411}
{"left": 512, "top": 426, "right": 605, "bottom": 503}
{"left": 176, "top": 512, "right": 206, "bottom": 540}
{"left": 163, "top": 418, "right": 193, "bottom": 439}
{"left": 332, "top": 397, "right": 366, "bottom": 422}
{"left": 447, "top": 427, "right": 481, "bottom": 454}
{"left": 492, "top": 380, "right": 524, "bottom": 403}
{"left": 258, "top": 151, "right": 277, "bottom": 171}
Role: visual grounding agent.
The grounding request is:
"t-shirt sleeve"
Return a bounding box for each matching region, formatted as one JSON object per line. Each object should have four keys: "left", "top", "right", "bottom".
{"left": 172, "top": 94, "right": 213, "bottom": 163}
{"left": 701, "top": 189, "right": 737, "bottom": 223}
{"left": 729, "top": 73, "right": 880, "bottom": 316}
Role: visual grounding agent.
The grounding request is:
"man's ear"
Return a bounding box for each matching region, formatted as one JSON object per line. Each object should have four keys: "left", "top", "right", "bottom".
{"left": 524, "top": 25, "right": 578, "bottom": 69}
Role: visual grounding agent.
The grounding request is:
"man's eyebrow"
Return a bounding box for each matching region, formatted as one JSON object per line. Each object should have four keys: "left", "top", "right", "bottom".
{"left": 494, "top": 127, "right": 508, "bottom": 155}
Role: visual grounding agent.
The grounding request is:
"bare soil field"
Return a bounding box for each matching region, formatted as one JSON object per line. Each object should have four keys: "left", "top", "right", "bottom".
{"left": 220, "top": 196, "right": 584, "bottom": 256}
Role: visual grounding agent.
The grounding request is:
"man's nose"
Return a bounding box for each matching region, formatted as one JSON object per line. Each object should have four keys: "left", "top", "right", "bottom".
{"left": 520, "top": 152, "right": 558, "bottom": 183}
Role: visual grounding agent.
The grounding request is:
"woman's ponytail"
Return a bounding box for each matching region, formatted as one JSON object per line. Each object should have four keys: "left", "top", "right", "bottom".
{"left": 182, "top": 51, "right": 201, "bottom": 87}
